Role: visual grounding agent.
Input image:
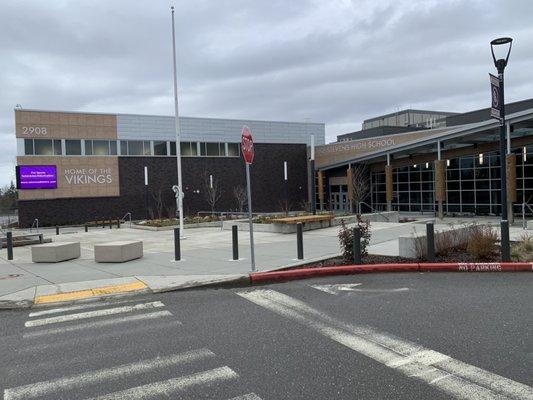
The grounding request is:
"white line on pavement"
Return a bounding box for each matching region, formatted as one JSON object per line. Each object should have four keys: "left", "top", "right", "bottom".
{"left": 24, "top": 301, "right": 165, "bottom": 328}
{"left": 228, "top": 393, "right": 263, "bottom": 400}
{"left": 19, "top": 320, "right": 181, "bottom": 351}
{"left": 88, "top": 366, "right": 239, "bottom": 400}
{"left": 237, "top": 289, "right": 533, "bottom": 400}
{"left": 23, "top": 310, "right": 174, "bottom": 338}
{"left": 28, "top": 299, "right": 140, "bottom": 317}
{"left": 3, "top": 349, "right": 216, "bottom": 400}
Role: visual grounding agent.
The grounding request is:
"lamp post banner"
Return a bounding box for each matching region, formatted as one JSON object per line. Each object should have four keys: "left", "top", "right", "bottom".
{"left": 490, "top": 73, "right": 501, "bottom": 120}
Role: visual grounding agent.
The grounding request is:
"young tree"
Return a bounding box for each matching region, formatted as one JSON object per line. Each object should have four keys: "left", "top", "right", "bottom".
{"left": 151, "top": 187, "right": 165, "bottom": 220}
{"left": 233, "top": 185, "right": 247, "bottom": 213}
{"left": 203, "top": 172, "right": 222, "bottom": 214}
{"left": 349, "top": 164, "right": 370, "bottom": 214}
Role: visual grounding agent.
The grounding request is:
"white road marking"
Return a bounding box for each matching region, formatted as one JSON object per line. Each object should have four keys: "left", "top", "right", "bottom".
{"left": 28, "top": 299, "right": 140, "bottom": 317}
{"left": 311, "top": 283, "right": 409, "bottom": 295}
{"left": 20, "top": 320, "right": 181, "bottom": 351}
{"left": 24, "top": 301, "right": 165, "bottom": 327}
{"left": 3, "top": 349, "right": 215, "bottom": 400}
{"left": 228, "top": 393, "right": 263, "bottom": 400}
{"left": 23, "top": 310, "right": 174, "bottom": 338}
{"left": 238, "top": 289, "right": 533, "bottom": 400}
{"left": 311, "top": 283, "right": 362, "bottom": 295}
{"left": 88, "top": 366, "right": 238, "bottom": 400}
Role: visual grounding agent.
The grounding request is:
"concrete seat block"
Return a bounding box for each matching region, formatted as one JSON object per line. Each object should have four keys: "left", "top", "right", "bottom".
{"left": 32, "top": 242, "right": 81, "bottom": 263}
{"left": 94, "top": 240, "right": 143, "bottom": 263}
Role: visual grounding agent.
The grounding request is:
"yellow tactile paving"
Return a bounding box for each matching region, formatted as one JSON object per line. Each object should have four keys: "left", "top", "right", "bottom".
{"left": 34, "top": 281, "right": 148, "bottom": 304}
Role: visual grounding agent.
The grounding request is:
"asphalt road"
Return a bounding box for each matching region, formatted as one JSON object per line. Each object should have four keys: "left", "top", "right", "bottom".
{"left": 0, "top": 272, "right": 532, "bottom": 399}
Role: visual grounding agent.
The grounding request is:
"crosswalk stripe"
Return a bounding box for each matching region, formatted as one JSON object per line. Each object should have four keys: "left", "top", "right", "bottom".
{"left": 3, "top": 349, "right": 215, "bottom": 400}
{"left": 24, "top": 301, "right": 165, "bottom": 328}
{"left": 19, "top": 320, "right": 181, "bottom": 351}
{"left": 88, "top": 366, "right": 238, "bottom": 400}
{"left": 23, "top": 310, "right": 174, "bottom": 338}
{"left": 28, "top": 299, "right": 140, "bottom": 317}
{"left": 228, "top": 393, "right": 263, "bottom": 400}
{"left": 237, "top": 289, "right": 533, "bottom": 400}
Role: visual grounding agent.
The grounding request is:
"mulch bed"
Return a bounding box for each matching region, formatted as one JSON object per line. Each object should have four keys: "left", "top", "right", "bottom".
{"left": 297, "top": 250, "right": 500, "bottom": 269}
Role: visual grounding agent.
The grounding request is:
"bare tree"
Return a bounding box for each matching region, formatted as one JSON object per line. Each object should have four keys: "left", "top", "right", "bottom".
{"left": 203, "top": 172, "right": 222, "bottom": 214}
{"left": 349, "top": 164, "right": 370, "bottom": 214}
{"left": 233, "top": 185, "right": 247, "bottom": 213}
{"left": 151, "top": 187, "right": 165, "bottom": 220}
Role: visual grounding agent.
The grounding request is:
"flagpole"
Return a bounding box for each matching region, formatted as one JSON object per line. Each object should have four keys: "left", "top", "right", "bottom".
{"left": 171, "top": 6, "right": 184, "bottom": 237}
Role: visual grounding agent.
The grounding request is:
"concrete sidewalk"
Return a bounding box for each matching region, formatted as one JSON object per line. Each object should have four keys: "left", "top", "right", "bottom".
{"left": 1, "top": 216, "right": 530, "bottom": 308}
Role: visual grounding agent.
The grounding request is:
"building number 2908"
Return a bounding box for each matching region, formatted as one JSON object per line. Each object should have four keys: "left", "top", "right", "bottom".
{"left": 22, "top": 126, "right": 47, "bottom": 135}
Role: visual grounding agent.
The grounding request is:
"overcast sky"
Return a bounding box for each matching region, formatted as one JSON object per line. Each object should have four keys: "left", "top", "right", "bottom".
{"left": 1, "top": 0, "right": 532, "bottom": 186}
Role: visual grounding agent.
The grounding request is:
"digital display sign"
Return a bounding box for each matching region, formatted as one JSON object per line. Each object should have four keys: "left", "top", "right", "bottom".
{"left": 17, "top": 165, "right": 58, "bottom": 189}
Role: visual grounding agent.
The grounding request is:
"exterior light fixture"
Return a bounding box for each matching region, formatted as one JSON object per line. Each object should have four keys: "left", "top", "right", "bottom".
{"left": 524, "top": 146, "right": 527, "bottom": 162}
{"left": 425, "top": 162, "right": 429, "bottom": 169}
{"left": 446, "top": 160, "right": 450, "bottom": 167}
{"left": 479, "top": 153, "right": 484, "bottom": 165}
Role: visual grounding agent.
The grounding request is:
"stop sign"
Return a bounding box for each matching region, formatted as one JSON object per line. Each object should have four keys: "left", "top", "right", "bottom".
{"left": 241, "top": 125, "right": 255, "bottom": 164}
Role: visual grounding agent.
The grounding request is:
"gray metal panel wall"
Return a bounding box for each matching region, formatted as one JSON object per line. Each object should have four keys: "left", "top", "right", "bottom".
{"left": 117, "top": 114, "right": 325, "bottom": 145}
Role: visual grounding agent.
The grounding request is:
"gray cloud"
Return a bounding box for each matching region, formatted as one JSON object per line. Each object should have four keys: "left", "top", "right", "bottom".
{"left": 1, "top": 0, "right": 532, "bottom": 186}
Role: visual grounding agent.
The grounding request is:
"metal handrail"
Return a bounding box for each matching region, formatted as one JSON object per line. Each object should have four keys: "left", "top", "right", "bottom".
{"left": 358, "top": 201, "right": 390, "bottom": 222}
{"left": 30, "top": 218, "right": 39, "bottom": 233}
{"left": 121, "top": 212, "right": 132, "bottom": 229}
{"left": 522, "top": 203, "right": 533, "bottom": 229}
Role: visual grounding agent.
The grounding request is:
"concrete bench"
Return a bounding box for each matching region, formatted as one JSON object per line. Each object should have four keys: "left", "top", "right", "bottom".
{"left": 32, "top": 242, "right": 81, "bottom": 263}
{"left": 94, "top": 240, "right": 143, "bottom": 263}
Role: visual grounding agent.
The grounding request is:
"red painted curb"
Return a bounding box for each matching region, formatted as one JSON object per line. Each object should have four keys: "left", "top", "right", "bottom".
{"left": 250, "top": 262, "right": 533, "bottom": 283}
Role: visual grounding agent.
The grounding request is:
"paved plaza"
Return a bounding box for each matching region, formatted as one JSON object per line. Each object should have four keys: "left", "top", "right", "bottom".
{"left": 0, "top": 216, "right": 530, "bottom": 303}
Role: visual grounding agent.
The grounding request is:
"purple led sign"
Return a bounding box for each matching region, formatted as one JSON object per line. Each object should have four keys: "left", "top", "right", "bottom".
{"left": 18, "top": 165, "right": 57, "bottom": 189}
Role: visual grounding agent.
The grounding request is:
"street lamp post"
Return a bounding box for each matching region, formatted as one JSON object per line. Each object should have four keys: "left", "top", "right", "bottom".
{"left": 490, "top": 37, "right": 513, "bottom": 261}
{"left": 171, "top": 6, "right": 184, "bottom": 237}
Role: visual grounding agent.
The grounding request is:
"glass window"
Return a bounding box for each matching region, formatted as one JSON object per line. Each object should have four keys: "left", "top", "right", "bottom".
{"left": 66, "top": 140, "right": 82, "bottom": 155}
{"left": 128, "top": 141, "right": 143, "bottom": 155}
{"left": 93, "top": 140, "right": 110, "bottom": 156}
{"left": 34, "top": 139, "right": 54, "bottom": 156}
{"left": 24, "top": 139, "right": 34, "bottom": 155}
{"left": 143, "top": 141, "right": 151, "bottom": 156}
{"left": 219, "top": 143, "right": 226, "bottom": 156}
{"left": 154, "top": 141, "right": 167, "bottom": 156}
{"left": 53, "top": 140, "right": 62, "bottom": 155}
{"left": 169, "top": 141, "right": 176, "bottom": 156}
{"left": 200, "top": 143, "right": 207, "bottom": 156}
{"left": 227, "top": 143, "right": 239, "bottom": 157}
{"left": 110, "top": 141, "right": 117, "bottom": 155}
{"left": 206, "top": 142, "right": 219, "bottom": 156}
{"left": 180, "top": 142, "right": 193, "bottom": 156}
{"left": 120, "top": 141, "right": 127, "bottom": 156}
{"left": 460, "top": 157, "right": 474, "bottom": 169}
{"left": 85, "top": 140, "right": 93, "bottom": 155}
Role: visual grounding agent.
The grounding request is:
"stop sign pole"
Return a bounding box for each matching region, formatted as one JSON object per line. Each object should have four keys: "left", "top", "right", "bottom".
{"left": 241, "top": 126, "right": 256, "bottom": 272}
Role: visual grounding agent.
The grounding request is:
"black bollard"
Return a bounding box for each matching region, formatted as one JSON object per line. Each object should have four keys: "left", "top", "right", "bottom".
{"left": 6, "top": 231, "right": 13, "bottom": 261}
{"left": 174, "top": 228, "right": 181, "bottom": 261}
{"left": 352, "top": 227, "right": 362, "bottom": 264}
{"left": 232, "top": 225, "right": 239, "bottom": 260}
{"left": 501, "top": 220, "right": 510, "bottom": 262}
{"left": 117, "top": 219, "right": 120, "bottom": 229}
{"left": 297, "top": 222, "right": 304, "bottom": 260}
{"left": 55, "top": 225, "right": 59, "bottom": 235}
{"left": 426, "top": 221, "right": 435, "bottom": 262}
{"left": 109, "top": 220, "right": 112, "bottom": 229}
{"left": 84, "top": 224, "right": 88, "bottom": 233}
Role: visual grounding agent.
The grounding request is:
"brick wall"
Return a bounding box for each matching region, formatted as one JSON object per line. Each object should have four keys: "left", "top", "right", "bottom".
{"left": 17, "top": 143, "right": 308, "bottom": 226}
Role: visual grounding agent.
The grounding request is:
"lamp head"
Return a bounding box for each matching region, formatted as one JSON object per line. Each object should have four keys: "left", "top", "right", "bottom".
{"left": 490, "top": 37, "right": 513, "bottom": 73}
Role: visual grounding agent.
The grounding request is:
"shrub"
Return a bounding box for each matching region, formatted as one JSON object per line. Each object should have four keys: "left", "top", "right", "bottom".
{"left": 338, "top": 216, "right": 371, "bottom": 263}
{"left": 466, "top": 224, "right": 498, "bottom": 261}
{"left": 511, "top": 233, "right": 533, "bottom": 262}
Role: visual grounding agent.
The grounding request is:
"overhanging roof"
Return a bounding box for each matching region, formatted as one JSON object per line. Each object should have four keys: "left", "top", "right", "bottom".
{"left": 319, "top": 107, "right": 533, "bottom": 171}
